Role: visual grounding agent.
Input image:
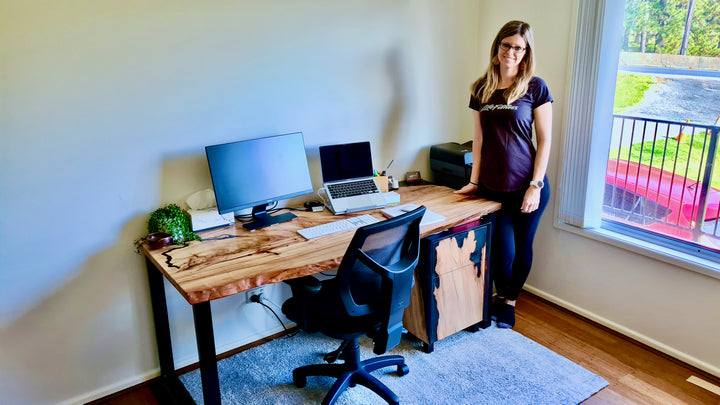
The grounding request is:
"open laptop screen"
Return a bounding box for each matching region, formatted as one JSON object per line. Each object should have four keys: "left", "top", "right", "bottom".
{"left": 319, "top": 141, "right": 374, "bottom": 182}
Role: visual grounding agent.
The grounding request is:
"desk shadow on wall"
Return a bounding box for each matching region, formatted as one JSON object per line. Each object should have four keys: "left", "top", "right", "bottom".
{"left": 378, "top": 48, "right": 405, "bottom": 164}
{"left": 379, "top": 46, "right": 426, "bottom": 181}
{"left": 158, "top": 153, "right": 214, "bottom": 208}
{"left": 2, "top": 150, "right": 278, "bottom": 402}
{"left": 157, "top": 147, "right": 320, "bottom": 208}
{"left": 378, "top": 47, "right": 432, "bottom": 182}
{"left": 0, "top": 214, "right": 160, "bottom": 403}
{"left": 1, "top": 154, "right": 219, "bottom": 402}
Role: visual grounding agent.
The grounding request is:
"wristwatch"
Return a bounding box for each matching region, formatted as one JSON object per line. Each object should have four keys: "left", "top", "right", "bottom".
{"left": 529, "top": 180, "right": 544, "bottom": 189}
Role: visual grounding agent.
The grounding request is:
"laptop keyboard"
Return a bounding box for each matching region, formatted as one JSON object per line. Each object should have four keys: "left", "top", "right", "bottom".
{"left": 327, "top": 179, "right": 379, "bottom": 198}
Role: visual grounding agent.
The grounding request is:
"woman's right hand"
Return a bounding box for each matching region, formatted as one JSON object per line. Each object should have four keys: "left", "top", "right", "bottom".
{"left": 454, "top": 183, "right": 478, "bottom": 194}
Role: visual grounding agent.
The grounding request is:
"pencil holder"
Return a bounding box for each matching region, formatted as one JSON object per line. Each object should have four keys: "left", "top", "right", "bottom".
{"left": 374, "top": 176, "right": 389, "bottom": 192}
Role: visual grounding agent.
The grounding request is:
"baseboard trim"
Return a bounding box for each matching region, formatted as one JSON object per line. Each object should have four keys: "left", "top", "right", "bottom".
{"left": 77, "top": 325, "right": 295, "bottom": 405}
{"left": 171, "top": 324, "right": 292, "bottom": 371}
{"left": 62, "top": 369, "right": 160, "bottom": 405}
{"left": 68, "top": 287, "right": 720, "bottom": 404}
{"left": 523, "top": 285, "right": 720, "bottom": 378}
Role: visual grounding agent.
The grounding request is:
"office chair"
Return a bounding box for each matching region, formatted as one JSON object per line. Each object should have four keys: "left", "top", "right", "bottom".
{"left": 282, "top": 206, "right": 426, "bottom": 405}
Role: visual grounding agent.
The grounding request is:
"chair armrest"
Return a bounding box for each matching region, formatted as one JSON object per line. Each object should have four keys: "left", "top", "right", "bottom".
{"left": 373, "top": 322, "right": 404, "bottom": 355}
{"left": 283, "top": 276, "right": 323, "bottom": 333}
{"left": 284, "top": 275, "right": 322, "bottom": 296}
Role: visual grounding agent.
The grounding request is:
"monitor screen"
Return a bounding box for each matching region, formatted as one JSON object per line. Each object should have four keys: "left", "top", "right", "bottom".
{"left": 205, "top": 132, "right": 313, "bottom": 230}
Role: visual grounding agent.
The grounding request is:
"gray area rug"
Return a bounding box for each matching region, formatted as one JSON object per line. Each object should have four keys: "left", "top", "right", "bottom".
{"left": 180, "top": 325, "right": 608, "bottom": 404}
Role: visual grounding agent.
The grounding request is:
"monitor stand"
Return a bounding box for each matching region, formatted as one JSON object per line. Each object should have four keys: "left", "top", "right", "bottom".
{"left": 241, "top": 204, "right": 297, "bottom": 231}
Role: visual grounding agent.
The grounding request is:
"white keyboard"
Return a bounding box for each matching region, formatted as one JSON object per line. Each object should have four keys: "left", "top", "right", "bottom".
{"left": 297, "top": 214, "right": 381, "bottom": 239}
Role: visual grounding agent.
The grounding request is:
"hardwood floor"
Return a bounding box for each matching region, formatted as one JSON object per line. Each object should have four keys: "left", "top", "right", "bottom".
{"left": 93, "top": 291, "right": 720, "bottom": 404}
{"left": 513, "top": 292, "right": 720, "bottom": 404}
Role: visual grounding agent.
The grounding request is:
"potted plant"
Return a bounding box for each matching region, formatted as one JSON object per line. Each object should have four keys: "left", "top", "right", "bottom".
{"left": 136, "top": 204, "right": 201, "bottom": 251}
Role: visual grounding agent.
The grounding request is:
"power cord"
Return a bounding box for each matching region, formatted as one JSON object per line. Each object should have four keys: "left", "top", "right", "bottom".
{"left": 316, "top": 188, "right": 328, "bottom": 205}
{"left": 235, "top": 202, "right": 283, "bottom": 223}
{"left": 249, "top": 293, "right": 298, "bottom": 336}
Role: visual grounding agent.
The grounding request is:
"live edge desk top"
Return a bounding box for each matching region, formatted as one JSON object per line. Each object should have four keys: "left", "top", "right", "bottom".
{"left": 142, "top": 184, "right": 501, "bottom": 305}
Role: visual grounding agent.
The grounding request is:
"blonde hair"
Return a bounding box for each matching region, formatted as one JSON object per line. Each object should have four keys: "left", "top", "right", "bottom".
{"left": 472, "top": 20, "right": 536, "bottom": 105}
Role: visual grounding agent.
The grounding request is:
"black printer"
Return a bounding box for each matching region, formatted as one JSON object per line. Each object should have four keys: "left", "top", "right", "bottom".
{"left": 429, "top": 141, "right": 473, "bottom": 189}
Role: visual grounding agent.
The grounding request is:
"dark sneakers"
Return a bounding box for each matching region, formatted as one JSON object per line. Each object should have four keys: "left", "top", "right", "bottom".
{"left": 491, "top": 297, "right": 515, "bottom": 329}
{"left": 490, "top": 296, "right": 506, "bottom": 321}
{"left": 495, "top": 304, "right": 515, "bottom": 329}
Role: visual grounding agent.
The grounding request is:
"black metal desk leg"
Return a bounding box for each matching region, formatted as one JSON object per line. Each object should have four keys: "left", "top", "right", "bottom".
{"left": 193, "top": 301, "right": 221, "bottom": 405}
{"left": 146, "top": 257, "right": 177, "bottom": 377}
{"left": 146, "top": 258, "right": 195, "bottom": 404}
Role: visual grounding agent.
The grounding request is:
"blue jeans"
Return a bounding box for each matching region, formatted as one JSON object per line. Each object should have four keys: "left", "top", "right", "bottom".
{"left": 477, "top": 178, "right": 550, "bottom": 301}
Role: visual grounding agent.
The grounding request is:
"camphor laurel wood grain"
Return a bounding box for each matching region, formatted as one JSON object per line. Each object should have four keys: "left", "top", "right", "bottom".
{"left": 142, "top": 185, "right": 501, "bottom": 305}
{"left": 402, "top": 227, "right": 489, "bottom": 345}
{"left": 433, "top": 231, "right": 486, "bottom": 340}
{"left": 402, "top": 277, "right": 430, "bottom": 343}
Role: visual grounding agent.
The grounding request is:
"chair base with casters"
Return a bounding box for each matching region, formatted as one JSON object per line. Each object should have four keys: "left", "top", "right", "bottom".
{"left": 292, "top": 337, "right": 408, "bottom": 405}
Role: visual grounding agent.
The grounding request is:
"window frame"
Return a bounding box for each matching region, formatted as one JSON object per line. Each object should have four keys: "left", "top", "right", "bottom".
{"left": 555, "top": 0, "right": 720, "bottom": 279}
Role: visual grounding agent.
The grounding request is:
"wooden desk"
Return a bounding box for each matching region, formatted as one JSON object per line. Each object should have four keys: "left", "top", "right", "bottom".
{"left": 142, "top": 185, "right": 500, "bottom": 404}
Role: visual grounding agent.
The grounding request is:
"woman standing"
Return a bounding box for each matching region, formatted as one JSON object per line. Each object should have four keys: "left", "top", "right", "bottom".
{"left": 455, "top": 20, "right": 552, "bottom": 329}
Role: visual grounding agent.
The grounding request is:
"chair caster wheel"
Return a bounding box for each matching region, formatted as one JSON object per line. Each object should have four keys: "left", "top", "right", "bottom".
{"left": 293, "top": 370, "right": 307, "bottom": 388}
{"left": 324, "top": 341, "right": 347, "bottom": 363}
{"left": 324, "top": 351, "right": 340, "bottom": 363}
{"left": 396, "top": 364, "right": 409, "bottom": 376}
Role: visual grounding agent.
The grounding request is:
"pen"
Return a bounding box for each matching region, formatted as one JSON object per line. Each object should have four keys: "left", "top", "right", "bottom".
{"left": 381, "top": 160, "right": 394, "bottom": 176}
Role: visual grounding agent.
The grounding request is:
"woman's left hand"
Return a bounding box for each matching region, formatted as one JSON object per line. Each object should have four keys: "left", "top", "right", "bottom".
{"left": 521, "top": 187, "right": 541, "bottom": 213}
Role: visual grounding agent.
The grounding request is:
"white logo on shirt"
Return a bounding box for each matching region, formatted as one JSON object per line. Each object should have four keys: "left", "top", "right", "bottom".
{"left": 480, "top": 104, "right": 518, "bottom": 112}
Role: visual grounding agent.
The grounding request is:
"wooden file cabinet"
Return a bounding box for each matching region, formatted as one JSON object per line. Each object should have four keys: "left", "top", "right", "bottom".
{"left": 403, "top": 214, "right": 494, "bottom": 353}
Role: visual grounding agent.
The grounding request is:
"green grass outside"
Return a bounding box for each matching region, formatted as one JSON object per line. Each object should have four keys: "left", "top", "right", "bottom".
{"left": 614, "top": 74, "right": 656, "bottom": 113}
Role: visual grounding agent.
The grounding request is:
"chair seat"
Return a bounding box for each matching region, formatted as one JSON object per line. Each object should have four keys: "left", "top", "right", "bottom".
{"left": 282, "top": 277, "right": 383, "bottom": 337}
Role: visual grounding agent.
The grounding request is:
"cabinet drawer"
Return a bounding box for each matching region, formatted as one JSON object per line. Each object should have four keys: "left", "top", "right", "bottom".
{"left": 403, "top": 216, "right": 493, "bottom": 352}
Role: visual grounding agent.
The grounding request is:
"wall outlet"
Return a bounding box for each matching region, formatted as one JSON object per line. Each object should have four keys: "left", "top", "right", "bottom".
{"left": 246, "top": 286, "right": 266, "bottom": 303}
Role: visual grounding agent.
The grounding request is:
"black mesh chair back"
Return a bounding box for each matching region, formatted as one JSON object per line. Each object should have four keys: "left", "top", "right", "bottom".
{"left": 335, "top": 206, "right": 425, "bottom": 353}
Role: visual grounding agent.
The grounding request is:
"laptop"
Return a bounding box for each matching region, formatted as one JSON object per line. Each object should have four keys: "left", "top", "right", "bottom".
{"left": 319, "top": 141, "right": 387, "bottom": 214}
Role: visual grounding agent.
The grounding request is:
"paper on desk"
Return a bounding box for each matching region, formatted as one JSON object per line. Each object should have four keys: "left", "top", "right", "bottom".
{"left": 380, "top": 203, "right": 445, "bottom": 226}
{"left": 382, "top": 191, "right": 401, "bottom": 204}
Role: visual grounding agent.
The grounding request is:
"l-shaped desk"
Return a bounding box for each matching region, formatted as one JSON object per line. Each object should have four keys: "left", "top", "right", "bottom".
{"left": 142, "top": 184, "right": 501, "bottom": 404}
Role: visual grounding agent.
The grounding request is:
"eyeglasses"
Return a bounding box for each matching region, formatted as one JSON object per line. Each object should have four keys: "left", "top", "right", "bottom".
{"left": 499, "top": 42, "right": 526, "bottom": 54}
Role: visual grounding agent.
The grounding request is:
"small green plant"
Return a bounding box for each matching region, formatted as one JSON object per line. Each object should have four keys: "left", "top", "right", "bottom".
{"left": 134, "top": 204, "right": 201, "bottom": 252}
{"left": 147, "top": 204, "right": 201, "bottom": 245}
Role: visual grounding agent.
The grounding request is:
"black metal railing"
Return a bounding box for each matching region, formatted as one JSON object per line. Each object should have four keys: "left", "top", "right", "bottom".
{"left": 604, "top": 114, "right": 720, "bottom": 250}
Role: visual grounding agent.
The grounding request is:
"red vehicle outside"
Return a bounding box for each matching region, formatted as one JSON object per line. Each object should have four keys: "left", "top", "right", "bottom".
{"left": 604, "top": 159, "right": 720, "bottom": 250}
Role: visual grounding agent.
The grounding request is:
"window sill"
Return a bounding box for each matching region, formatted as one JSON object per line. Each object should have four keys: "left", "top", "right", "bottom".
{"left": 556, "top": 222, "right": 720, "bottom": 280}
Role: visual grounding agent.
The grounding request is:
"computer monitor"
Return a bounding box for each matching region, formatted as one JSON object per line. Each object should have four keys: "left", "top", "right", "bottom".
{"left": 205, "top": 132, "right": 314, "bottom": 231}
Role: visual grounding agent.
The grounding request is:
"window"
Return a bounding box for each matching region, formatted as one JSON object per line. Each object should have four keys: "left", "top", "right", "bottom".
{"left": 556, "top": 0, "right": 720, "bottom": 276}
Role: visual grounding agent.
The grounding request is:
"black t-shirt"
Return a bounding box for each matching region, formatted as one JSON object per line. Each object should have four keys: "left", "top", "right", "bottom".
{"left": 469, "top": 76, "right": 553, "bottom": 192}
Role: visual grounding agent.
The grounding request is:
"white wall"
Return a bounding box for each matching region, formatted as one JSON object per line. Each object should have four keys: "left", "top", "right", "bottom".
{"left": 1, "top": 1, "right": 718, "bottom": 404}
{"left": 0, "top": 1, "right": 482, "bottom": 403}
